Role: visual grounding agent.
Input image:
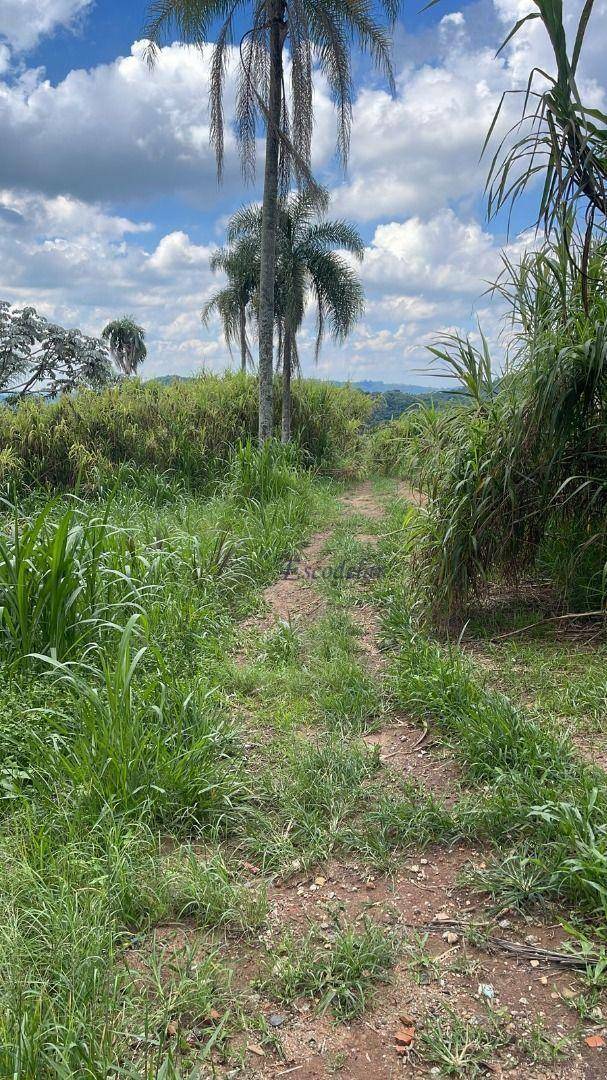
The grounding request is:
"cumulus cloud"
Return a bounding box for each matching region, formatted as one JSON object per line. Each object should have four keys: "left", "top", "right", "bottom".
{"left": 328, "top": 210, "right": 513, "bottom": 379}
{"left": 0, "top": 185, "right": 515, "bottom": 383}
{"left": 0, "top": 41, "right": 246, "bottom": 204}
{"left": 361, "top": 211, "right": 502, "bottom": 296}
{"left": 1, "top": 0, "right": 606, "bottom": 383}
{"left": 149, "top": 231, "right": 215, "bottom": 274}
{"left": 0, "top": 38, "right": 338, "bottom": 206}
{"left": 493, "top": 0, "right": 607, "bottom": 95}
{"left": 0, "top": 0, "right": 92, "bottom": 51}
{"left": 331, "top": 0, "right": 607, "bottom": 225}
{"left": 329, "top": 19, "right": 511, "bottom": 222}
{"left": 0, "top": 188, "right": 228, "bottom": 377}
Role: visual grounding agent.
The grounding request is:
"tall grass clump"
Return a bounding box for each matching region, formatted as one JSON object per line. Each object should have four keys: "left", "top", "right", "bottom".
{"left": 0, "top": 494, "right": 155, "bottom": 661}
{"left": 379, "top": 237, "right": 607, "bottom": 616}
{"left": 225, "top": 438, "right": 308, "bottom": 503}
{"left": 0, "top": 427, "right": 333, "bottom": 1074}
{"left": 33, "top": 615, "right": 245, "bottom": 829}
{"left": 0, "top": 373, "right": 371, "bottom": 490}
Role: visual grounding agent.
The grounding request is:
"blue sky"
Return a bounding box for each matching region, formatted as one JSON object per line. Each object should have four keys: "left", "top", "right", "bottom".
{"left": 0, "top": 0, "right": 605, "bottom": 383}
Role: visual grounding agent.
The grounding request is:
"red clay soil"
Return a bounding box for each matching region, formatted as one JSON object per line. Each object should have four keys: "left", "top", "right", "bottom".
{"left": 133, "top": 483, "right": 607, "bottom": 1079}
{"left": 238, "top": 528, "right": 332, "bottom": 640}
{"left": 234, "top": 851, "right": 601, "bottom": 1079}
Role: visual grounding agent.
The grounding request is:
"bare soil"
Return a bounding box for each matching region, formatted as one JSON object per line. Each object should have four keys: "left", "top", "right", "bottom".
{"left": 135, "top": 483, "right": 607, "bottom": 1078}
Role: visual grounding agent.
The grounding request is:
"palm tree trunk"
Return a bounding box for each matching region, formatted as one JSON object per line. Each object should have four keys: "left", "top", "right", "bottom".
{"left": 257, "top": 0, "right": 284, "bottom": 443}
{"left": 239, "top": 304, "right": 247, "bottom": 373}
{"left": 281, "top": 328, "right": 292, "bottom": 443}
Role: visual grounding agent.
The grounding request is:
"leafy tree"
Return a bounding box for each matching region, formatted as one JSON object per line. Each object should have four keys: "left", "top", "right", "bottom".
{"left": 228, "top": 189, "right": 364, "bottom": 441}
{"left": 202, "top": 240, "right": 259, "bottom": 372}
{"left": 0, "top": 302, "right": 112, "bottom": 400}
{"left": 102, "top": 317, "right": 147, "bottom": 376}
{"left": 145, "top": 0, "right": 399, "bottom": 442}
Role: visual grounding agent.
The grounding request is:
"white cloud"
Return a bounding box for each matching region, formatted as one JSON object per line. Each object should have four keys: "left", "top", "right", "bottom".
{"left": 329, "top": 22, "right": 510, "bottom": 222}
{"left": 0, "top": 189, "right": 227, "bottom": 378}
{"left": 362, "top": 211, "right": 501, "bottom": 296}
{"left": 493, "top": 0, "right": 607, "bottom": 101}
{"left": 1, "top": 0, "right": 607, "bottom": 385}
{"left": 0, "top": 38, "right": 338, "bottom": 207}
{"left": 0, "top": 40, "right": 246, "bottom": 203}
{"left": 1, "top": 187, "right": 513, "bottom": 383}
{"left": 149, "top": 231, "right": 214, "bottom": 274}
{"left": 330, "top": 0, "right": 607, "bottom": 225}
{"left": 0, "top": 0, "right": 92, "bottom": 51}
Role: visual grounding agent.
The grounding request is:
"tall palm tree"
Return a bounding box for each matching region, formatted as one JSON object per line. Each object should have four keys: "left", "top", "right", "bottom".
{"left": 228, "top": 189, "right": 365, "bottom": 441}
{"left": 144, "top": 0, "right": 399, "bottom": 442}
{"left": 202, "top": 241, "right": 258, "bottom": 371}
{"left": 101, "top": 317, "right": 147, "bottom": 376}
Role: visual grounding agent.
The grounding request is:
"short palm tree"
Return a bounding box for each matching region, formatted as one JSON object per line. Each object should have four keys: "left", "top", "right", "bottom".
{"left": 228, "top": 189, "right": 364, "bottom": 441}
{"left": 202, "top": 241, "right": 258, "bottom": 372}
{"left": 101, "top": 317, "right": 147, "bottom": 376}
{"left": 145, "top": 0, "right": 399, "bottom": 442}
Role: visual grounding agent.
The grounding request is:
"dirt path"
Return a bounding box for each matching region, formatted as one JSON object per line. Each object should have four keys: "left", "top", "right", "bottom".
{"left": 126, "top": 482, "right": 603, "bottom": 1079}
{"left": 228, "top": 482, "right": 600, "bottom": 1079}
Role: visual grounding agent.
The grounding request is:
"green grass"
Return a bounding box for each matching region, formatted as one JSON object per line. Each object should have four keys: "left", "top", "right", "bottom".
{"left": 417, "top": 1007, "right": 508, "bottom": 1077}
{"left": 375, "top": 513, "right": 607, "bottom": 921}
{"left": 465, "top": 636, "right": 607, "bottom": 734}
{"left": 0, "top": 444, "right": 337, "bottom": 1076}
{"left": 346, "top": 781, "right": 456, "bottom": 866}
{"left": 260, "top": 919, "right": 397, "bottom": 1019}
{"left": 245, "top": 734, "right": 381, "bottom": 871}
{"left": 3, "top": 438, "right": 605, "bottom": 1077}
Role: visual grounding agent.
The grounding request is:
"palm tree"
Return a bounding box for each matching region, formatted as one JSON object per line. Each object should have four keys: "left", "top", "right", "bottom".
{"left": 144, "top": 0, "right": 399, "bottom": 442}
{"left": 101, "top": 317, "right": 147, "bottom": 376}
{"left": 202, "top": 241, "right": 258, "bottom": 372}
{"left": 228, "top": 189, "right": 364, "bottom": 441}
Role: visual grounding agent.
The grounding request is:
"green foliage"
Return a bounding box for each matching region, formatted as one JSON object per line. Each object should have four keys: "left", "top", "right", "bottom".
{"left": 378, "top": 239, "right": 607, "bottom": 614}
{"left": 0, "top": 301, "right": 112, "bottom": 399}
{"left": 418, "top": 1006, "right": 507, "bottom": 1077}
{"left": 312, "top": 656, "right": 382, "bottom": 734}
{"left": 485, "top": 2, "right": 606, "bottom": 255}
{"left": 102, "top": 316, "right": 147, "bottom": 377}
{"left": 0, "top": 495, "right": 148, "bottom": 661}
{"left": 246, "top": 735, "right": 379, "bottom": 871}
{"left": 226, "top": 190, "right": 365, "bottom": 365}
{"left": 262, "top": 920, "right": 397, "bottom": 1019}
{"left": 34, "top": 616, "right": 246, "bottom": 829}
{"left": 225, "top": 438, "right": 307, "bottom": 503}
{"left": 0, "top": 453, "right": 331, "bottom": 1075}
{"left": 347, "top": 782, "right": 455, "bottom": 865}
{"left": 385, "top": 607, "right": 607, "bottom": 915}
{"left": 367, "top": 388, "right": 457, "bottom": 427}
{"left": 0, "top": 373, "right": 370, "bottom": 489}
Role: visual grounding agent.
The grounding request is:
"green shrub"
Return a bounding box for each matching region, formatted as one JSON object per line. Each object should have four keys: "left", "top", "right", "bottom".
{"left": 0, "top": 373, "right": 371, "bottom": 489}
{"left": 373, "top": 242, "right": 607, "bottom": 616}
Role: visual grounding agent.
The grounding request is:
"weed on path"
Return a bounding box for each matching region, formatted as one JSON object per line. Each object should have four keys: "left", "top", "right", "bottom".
{"left": 1, "top": 465, "right": 606, "bottom": 1077}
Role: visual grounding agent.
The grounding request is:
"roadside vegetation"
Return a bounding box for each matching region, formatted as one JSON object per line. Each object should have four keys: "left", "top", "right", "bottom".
{"left": 0, "top": 0, "right": 606, "bottom": 1075}
{"left": 2, "top": 442, "right": 607, "bottom": 1075}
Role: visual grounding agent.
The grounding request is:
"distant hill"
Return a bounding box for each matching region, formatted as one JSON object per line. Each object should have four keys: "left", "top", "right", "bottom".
{"left": 366, "top": 387, "right": 461, "bottom": 426}
{"left": 147, "top": 373, "right": 458, "bottom": 426}
{"left": 149, "top": 373, "right": 449, "bottom": 394}
{"left": 149, "top": 374, "right": 192, "bottom": 386}
{"left": 336, "top": 379, "right": 443, "bottom": 394}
